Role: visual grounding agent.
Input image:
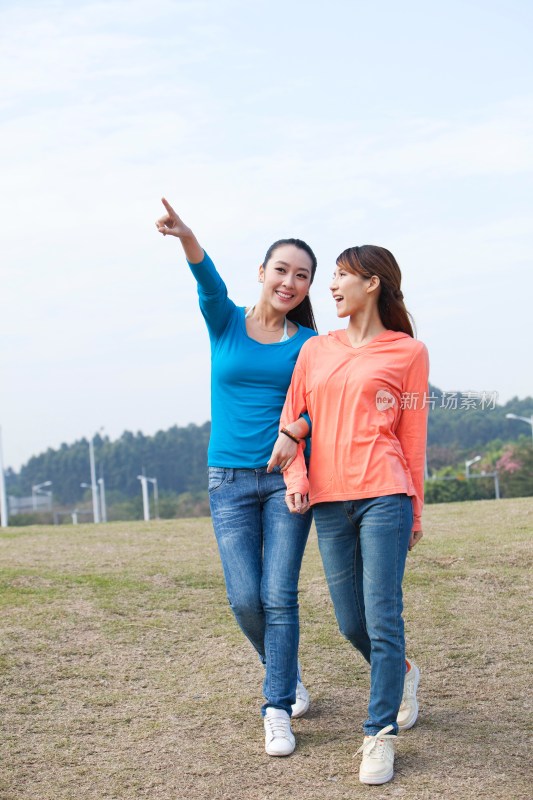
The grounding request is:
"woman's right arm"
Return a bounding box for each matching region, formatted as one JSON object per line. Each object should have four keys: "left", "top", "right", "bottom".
{"left": 156, "top": 198, "right": 204, "bottom": 262}
{"left": 156, "top": 198, "right": 235, "bottom": 336}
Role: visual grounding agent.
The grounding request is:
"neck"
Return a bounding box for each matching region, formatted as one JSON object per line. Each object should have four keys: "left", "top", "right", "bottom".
{"left": 346, "top": 308, "right": 386, "bottom": 347}
{"left": 252, "top": 299, "right": 287, "bottom": 329}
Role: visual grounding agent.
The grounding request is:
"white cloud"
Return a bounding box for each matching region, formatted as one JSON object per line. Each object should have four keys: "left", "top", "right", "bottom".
{"left": 1, "top": 0, "right": 532, "bottom": 469}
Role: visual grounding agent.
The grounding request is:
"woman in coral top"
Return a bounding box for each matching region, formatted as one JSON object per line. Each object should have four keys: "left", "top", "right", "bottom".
{"left": 268, "top": 245, "right": 429, "bottom": 785}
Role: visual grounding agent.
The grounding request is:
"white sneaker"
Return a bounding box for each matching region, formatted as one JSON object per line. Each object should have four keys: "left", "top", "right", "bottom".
{"left": 264, "top": 708, "right": 295, "bottom": 757}
{"left": 291, "top": 680, "right": 310, "bottom": 718}
{"left": 397, "top": 659, "right": 420, "bottom": 731}
{"left": 356, "top": 725, "right": 397, "bottom": 785}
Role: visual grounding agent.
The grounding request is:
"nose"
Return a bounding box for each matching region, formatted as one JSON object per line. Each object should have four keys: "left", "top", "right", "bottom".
{"left": 329, "top": 276, "right": 338, "bottom": 292}
{"left": 282, "top": 272, "right": 295, "bottom": 288}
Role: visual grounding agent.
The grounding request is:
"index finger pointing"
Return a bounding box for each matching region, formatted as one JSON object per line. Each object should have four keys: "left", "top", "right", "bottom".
{"left": 161, "top": 197, "right": 177, "bottom": 216}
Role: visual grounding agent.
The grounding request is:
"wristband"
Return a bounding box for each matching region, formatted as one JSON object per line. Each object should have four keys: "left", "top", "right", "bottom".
{"left": 280, "top": 427, "right": 300, "bottom": 444}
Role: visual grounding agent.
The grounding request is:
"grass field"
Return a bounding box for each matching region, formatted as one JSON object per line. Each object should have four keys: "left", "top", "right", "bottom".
{"left": 1, "top": 497, "right": 532, "bottom": 800}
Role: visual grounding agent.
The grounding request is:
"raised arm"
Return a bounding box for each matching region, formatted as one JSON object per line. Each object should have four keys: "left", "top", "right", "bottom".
{"left": 156, "top": 198, "right": 235, "bottom": 337}
{"left": 156, "top": 198, "right": 204, "bottom": 263}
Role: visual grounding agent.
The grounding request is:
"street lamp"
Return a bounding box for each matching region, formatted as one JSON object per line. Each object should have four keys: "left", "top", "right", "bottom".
{"left": 0, "top": 426, "right": 8, "bottom": 527}
{"left": 32, "top": 481, "right": 52, "bottom": 510}
{"left": 88, "top": 437, "right": 100, "bottom": 524}
{"left": 146, "top": 477, "right": 159, "bottom": 520}
{"left": 505, "top": 413, "right": 533, "bottom": 445}
{"left": 137, "top": 475, "right": 150, "bottom": 521}
{"left": 465, "top": 456, "right": 481, "bottom": 479}
{"left": 98, "top": 477, "right": 107, "bottom": 523}
{"left": 137, "top": 475, "right": 159, "bottom": 521}
{"left": 81, "top": 482, "right": 100, "bottom": 523}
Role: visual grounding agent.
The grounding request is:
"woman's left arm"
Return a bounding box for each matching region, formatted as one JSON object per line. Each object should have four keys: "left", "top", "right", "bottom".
{"left": 275, "top": 345, "right": 312, "bottom": 510}
{"left": 395, "top": 343, "right": 430, "bottom": 545}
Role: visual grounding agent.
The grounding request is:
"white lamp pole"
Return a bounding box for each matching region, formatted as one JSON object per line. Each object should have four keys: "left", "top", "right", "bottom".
{"left": 98, "top": 477, "right": 107, "bottom": 523}
{"left": 0, "top": 426, "right": 8, "bottom": 528}
{"left": 505, "top": 413, "right": 533, "bottom": 445}
{"left": 89, "top": 438, "right": 100, "bottom": 523}
{"left": 81, "top": 482, "right": 100, "bottom": 523}
{"left": 465, "top": 455, "right": 482, "bottom": 479}
{"left": 137, "top": 475, "right": 150, "bottom": 521}
{"left": 147, "top": 477, "right": 159, "bottom": 520}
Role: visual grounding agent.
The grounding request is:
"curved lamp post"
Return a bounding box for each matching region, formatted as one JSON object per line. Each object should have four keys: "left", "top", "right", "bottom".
{"left": 505, "top": 413, "right": 533, "bottom": 445}
{"left": 465, "top": 456, "right": 481, "bottom": 479}
{"left": 32, "top": 481, "right": 52, "bottom": 510}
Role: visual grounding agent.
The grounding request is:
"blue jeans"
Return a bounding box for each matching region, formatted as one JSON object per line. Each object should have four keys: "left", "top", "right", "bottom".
{"left": 208, "top": 467, "right": 312, "bottom": 716}
{"left": 313, "top": 494, "right": 413, "bottom": 736}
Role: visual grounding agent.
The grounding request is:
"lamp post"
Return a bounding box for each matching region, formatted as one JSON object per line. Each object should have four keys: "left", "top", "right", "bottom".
{"left": 137, "top": 475, "right": 158, "bottom": 521}
{"left": 137, "top": 475, "right": 150, "bottom": 521}
{"left": 505, "top": 413, "right": 533, "bottom": 445}
{"left": 98, "top": 478, "right": 107, "bottom": 523}
{"left": 465, "top": 456, "right": 481, "bottom": 479}
{"left": 32, "top": 481, "right": 52, "bottom": 510}
{"left": 88, "top": 438, "right": 100, "bottom": 523}
{"left": 146, "top": 477, "right": 159, "bottom": 520}
{"left": 0, "top": 426, "right": 8, "bottom": 527}
{"left": 81, "top": 482, "right": 100, "bottom": 523}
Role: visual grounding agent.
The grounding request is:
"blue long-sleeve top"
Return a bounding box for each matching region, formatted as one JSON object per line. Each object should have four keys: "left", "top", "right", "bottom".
{"left": 187, "top": 251, "right": 317, "bottom": 468}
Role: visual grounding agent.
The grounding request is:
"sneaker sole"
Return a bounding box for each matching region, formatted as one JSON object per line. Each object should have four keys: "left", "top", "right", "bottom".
{"left": 359, "top": 767, "right": 394, "bottom": 785}
{"left": 397, "top": 667, "right": 420, "bottom": 731}
{"left": 265, "top": 743, "right": 295, "bottom": 757}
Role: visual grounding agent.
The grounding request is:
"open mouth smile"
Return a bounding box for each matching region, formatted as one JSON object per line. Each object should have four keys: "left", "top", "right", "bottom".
{"left": 275, "top": 290, "right": 294, "bottom": 301}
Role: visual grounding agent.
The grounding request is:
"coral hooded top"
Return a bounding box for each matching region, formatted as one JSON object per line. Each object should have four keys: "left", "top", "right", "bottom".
{"left": 280, "top": 329, "right": 430, "bottom": 531}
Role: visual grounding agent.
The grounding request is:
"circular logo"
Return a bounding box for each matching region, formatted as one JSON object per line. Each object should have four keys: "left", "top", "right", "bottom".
{"left": 375, "top": 389, "right": 396, "bottom": 412}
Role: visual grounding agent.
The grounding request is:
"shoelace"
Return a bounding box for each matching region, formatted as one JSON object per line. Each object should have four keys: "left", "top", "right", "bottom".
{"left": 265, "top": 716, "right": 292, "bottom": 739}
{"left": 355, "top": 725, "right": 397, "bottom": 759}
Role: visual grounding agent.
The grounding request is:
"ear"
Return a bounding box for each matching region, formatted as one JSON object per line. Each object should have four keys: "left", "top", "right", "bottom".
{"left": 258, "top": 264, "right": 265, "bottom": 283}
{"left": 367, "top": 275, "right": 381, "bottom": 294}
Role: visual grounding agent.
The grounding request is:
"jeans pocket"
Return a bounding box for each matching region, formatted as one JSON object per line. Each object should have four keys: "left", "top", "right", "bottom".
{"left": 208, "top": 467, "right": 227, "bottom": 493}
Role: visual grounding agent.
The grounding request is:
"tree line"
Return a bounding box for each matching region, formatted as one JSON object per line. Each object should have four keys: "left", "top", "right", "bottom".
{"left": 6, "top": 386, "right": 533, "bottom": 510}
{"left": 6, "top": 423, "right": 211, "bottom": 505}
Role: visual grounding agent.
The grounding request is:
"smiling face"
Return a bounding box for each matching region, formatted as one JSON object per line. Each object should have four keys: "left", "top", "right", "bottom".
{"left": 259, "top": 244, "right": 313, "bottom": 313}
{"left": 330, "top": 264, "right": 379, "bottom": 317}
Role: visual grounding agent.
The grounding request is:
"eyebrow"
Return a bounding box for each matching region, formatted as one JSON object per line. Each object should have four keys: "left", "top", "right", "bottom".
{"left": 275, "top": 260, "right": 311, "bottom": 273}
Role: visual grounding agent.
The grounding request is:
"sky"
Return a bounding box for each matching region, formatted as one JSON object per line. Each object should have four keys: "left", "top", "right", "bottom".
{"left": 1, "top": 0, "right": 532, "bottom": 470}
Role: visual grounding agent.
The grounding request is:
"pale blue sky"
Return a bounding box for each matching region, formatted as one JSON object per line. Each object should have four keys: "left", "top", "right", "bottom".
{"left": 1, "top": 0, "right": 532, "bottom": 468}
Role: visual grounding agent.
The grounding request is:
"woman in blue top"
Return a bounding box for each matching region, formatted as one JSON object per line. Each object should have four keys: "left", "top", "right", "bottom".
{"left": 156, "top": 198, "right": 318, "bottom": 757}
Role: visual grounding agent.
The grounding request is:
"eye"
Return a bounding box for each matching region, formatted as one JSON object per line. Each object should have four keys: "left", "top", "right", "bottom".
{"left": 297, "top": 273, "right": 308, "bottom": 280}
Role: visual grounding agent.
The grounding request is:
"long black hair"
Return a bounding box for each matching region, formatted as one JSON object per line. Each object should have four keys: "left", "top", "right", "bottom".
{"left": 262, "top": 238, "right": 318, "bottom": 331}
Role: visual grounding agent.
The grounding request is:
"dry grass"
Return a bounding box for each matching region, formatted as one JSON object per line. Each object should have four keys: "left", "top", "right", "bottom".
{"left": 1, "top": 497, "right": 532, "bottom": 800}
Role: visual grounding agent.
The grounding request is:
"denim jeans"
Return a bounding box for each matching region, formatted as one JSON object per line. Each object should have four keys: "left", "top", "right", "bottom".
{"left": 208, "top": 466, "right": 312, "bottom": 716}
{"left": 313, "top": 494, "right": 413, "bottom": 736}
